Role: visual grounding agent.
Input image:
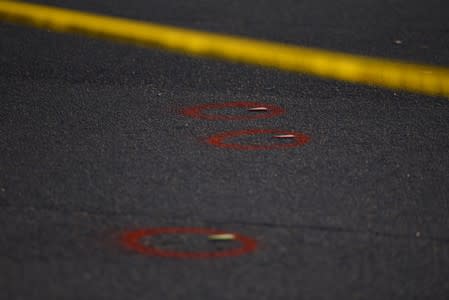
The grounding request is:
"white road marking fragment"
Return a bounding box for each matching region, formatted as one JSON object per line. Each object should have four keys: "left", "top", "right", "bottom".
{"left": 273, "top": 134, "right": 296, "bottom": 138}
{"left": 247, "top": 107, "right": 269, "bottom": 111}
{"left": 208, "top": 233, "right": 236, "bottom": 241}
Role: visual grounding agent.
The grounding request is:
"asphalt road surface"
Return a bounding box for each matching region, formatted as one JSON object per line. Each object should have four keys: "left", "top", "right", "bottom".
{"left": 1, "top": 1, "right": 449, "bottom": 299}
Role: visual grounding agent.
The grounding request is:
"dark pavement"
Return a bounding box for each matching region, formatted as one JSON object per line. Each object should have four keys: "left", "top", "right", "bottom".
{"left": 1, "top": 1, "right": 449, "bottom": 299}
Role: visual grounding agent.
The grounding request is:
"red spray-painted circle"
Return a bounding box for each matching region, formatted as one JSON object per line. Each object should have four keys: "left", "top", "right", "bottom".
{"left": 181, "top": 101, "right": 284, "bottom": 121}
{"left": 121, "top": 227, "right": 258, "bottom": 259}
{"left": 206, "top": 129, "right": 310, "bottom": 151}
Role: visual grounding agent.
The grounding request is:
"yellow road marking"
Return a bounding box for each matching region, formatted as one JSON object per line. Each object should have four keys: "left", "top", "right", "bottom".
{"left": 0, "top": 1, "right": 449, "bottom": 98}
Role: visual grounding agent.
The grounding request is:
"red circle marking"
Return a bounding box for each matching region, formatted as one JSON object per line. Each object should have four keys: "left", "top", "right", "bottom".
{"left": 121, "top": 227, "right": 258, "bottom": 259}
{"left": 181, "top": 101, "right": 284, "bottom": 121}
{"left": 206, "top": 129, "right": 310, "bottom": 151}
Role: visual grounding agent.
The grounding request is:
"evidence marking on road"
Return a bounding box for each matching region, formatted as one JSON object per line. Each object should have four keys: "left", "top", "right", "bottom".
{"left": 120, "top": 227, "right": 258, "bottom": 259}
{"left": 206, "top": 129, "right": 310, "bottom": 151}
{"left": 0, "top": 1, "right": 449, "bottom": 98}
{"left": 181, "top": 101, "right": 285, "bottom": 121}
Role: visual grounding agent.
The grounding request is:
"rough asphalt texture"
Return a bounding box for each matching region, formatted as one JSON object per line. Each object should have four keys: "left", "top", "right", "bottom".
{"left": 1, "top": 0, "right": 449, "bottom": 299}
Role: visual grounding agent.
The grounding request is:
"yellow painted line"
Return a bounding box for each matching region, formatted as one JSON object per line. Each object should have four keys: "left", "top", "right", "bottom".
{"left": 1, "top": 1, "right": 449, "bottom": 98}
